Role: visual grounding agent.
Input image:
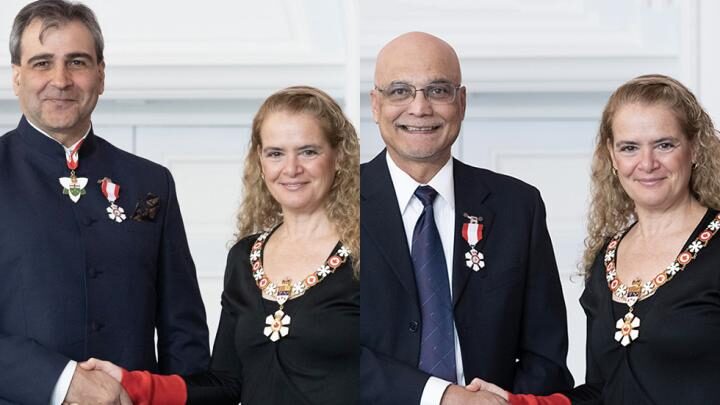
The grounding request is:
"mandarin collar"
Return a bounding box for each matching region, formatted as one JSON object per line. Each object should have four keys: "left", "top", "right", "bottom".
{"left": 16, "top": 116, "right": 97, "bottom": 161}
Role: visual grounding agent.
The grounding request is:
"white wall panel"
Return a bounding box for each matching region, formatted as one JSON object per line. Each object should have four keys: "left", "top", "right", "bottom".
{"left": 0, "top": 1, "right": 353, "bottom": 99}
{"left": 134, "top": 125, "right": 250, "bottom": 278}
{"left": 360, "top": 0, "right": 683, "bottom": 93}
{"left": 697, "top": 0, "right": 720, "bottom": 125}
{"left": 135, "top": 125, "right": 250, "bottom": 345}
{"left": 92, "top": 125, "right": 134, "bottom": 152}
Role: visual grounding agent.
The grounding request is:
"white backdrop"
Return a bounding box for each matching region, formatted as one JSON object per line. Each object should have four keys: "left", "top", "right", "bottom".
{"left": 360, "top": 0, "right": 720, "bottom": 383}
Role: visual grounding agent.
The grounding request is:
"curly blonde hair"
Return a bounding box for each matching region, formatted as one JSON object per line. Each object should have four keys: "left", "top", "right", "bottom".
{"left": 582, "top": 74, "right": 720, "bottom": 276}
{"left": 235, "top": 86, "right": 360, "bottom": 274}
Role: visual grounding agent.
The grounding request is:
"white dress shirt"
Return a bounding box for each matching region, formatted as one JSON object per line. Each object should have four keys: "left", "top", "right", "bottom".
{"left": 386, "top": 154, "right": 465, "bottom": 405}
{"left": 29, "top": 120, "right": 89, "bottom": 405}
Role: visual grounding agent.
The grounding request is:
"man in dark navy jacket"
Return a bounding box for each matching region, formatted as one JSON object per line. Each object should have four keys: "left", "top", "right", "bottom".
{"left": 361, "top": 32, "right": 574, "bottom": 404}
{"left": 0, "top": 1, "right": 210, "bottom": 404}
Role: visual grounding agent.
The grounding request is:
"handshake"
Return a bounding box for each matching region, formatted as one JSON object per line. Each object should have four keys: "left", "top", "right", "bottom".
{"left": 62, "top": 358, "right": 128, "bottom": 405}
{"left": 441, "top": 378, "right": 510, "bottom": 405}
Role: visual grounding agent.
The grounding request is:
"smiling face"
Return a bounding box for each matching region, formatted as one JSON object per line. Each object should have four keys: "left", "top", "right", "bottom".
{"left": 371, "top": 32, "right": 465, "bottom": 181}
{"left": 12, "top": 19, "right": 105, "bottom": 144}
{"left": 259, "top": 111, "right": 337, "bottom": 216}
{"left": 608, "top": 102, "right": 695, "bottom": 212}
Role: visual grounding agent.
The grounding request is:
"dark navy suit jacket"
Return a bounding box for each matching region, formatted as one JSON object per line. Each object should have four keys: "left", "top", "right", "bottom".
{"left": 0, "top": 117, "right": 210, "bottom": 404}
{"left": 360, "top": 151, "right": 573, "bottom": 404}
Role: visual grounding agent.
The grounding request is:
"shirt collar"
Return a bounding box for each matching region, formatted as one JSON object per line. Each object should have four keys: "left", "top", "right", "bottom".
{"left": 26, "top": 119, "right": 91, "bottom": 156}
{"left": 386, "top": 153, "right": 455, "bottom": 214}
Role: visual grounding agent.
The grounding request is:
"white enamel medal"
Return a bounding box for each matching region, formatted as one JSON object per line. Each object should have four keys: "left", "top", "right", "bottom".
{"left": 263, "top": 279, "right": 292, "bottom": 342}
{"left": 614, "top": 279, "right": 641, "bottom": 346}
{"left": 59, "top": 176, "right": 88, "bottom": 203}
{"left": 462, "top": 213, "right": 485, "bottom": 271}
{"left": 100, "top": 178, "right": 126, "bottom": 223}
{"left": 59, "top": 140, "right": 87, "bottom": 203}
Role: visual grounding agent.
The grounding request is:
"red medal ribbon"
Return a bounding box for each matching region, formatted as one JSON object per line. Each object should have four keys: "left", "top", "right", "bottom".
{"left": 66, "top": 140, "right": 84, "bottom": 171}
{"left": 100, "top": 178, "right": 120, "bottom": 203}
{"left": 462, "top": 222, "right": 483, "bottom": 246}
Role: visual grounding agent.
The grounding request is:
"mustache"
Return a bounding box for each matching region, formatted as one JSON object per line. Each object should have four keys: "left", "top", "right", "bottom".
{"left": 41, "top": 91, "right": 78, "bottom": 101}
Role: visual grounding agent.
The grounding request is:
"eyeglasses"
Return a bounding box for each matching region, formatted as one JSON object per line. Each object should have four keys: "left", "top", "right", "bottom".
{"left": 374, "top": 83, "right": 462, "bottom": 106}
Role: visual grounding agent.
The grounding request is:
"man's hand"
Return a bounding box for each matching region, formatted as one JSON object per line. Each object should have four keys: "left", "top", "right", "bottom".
{"left": 64, "top": 366, "right": 131, "bottom": 405}
{"left": 79, "top": 358, "right": 123, "bottom": 382}
{"left": 63, "top": 390, "right": 131, "bottom": 405}
{"left": 441, "top": 384, "right": 508, "bottom": 405}
{"left": 466, "top": 377, "right": 509, "bottom": 400}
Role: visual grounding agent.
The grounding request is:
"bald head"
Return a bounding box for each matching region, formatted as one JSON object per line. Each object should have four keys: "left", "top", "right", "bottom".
{"left": 370, "top": 32, "right": 466, "bottom": 183}
{"left": 374, "top": 32, "right": 462, "bottom": 86}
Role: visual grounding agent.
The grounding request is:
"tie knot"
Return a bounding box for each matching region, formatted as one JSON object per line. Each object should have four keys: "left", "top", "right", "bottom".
{"left": 414, "top": 185, "right": 438, "bottom": 207}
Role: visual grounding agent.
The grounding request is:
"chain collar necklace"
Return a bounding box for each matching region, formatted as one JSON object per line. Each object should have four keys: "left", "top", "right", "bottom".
{"left": 249, "top": 228, "right": 351, "bottom": 342}
{"left": 604, "top": 211, "right": 720, "bottom": 346}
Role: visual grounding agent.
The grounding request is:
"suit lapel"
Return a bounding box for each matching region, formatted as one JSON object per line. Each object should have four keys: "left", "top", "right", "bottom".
{"left": 361, "top": 151, "right": 418, "bottom": 303}
{"left": 451, "top": 159, "right": 494, "bottom": 306}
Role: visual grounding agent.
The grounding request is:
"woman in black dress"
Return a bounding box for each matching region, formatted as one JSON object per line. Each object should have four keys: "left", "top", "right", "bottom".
{"left": 467, "top": 75, "right": 720, "bottom": 404}
{"left": 81, "top": 86, "right": 360, "bottom": 405}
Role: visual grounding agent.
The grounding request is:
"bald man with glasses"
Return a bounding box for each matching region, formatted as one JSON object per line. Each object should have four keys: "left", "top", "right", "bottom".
{"left": 360, "top": 32, "right": 573, "bottom": 405}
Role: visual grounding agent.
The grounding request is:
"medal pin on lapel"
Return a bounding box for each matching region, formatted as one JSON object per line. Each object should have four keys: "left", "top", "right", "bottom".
{"left": 462, "top": 213, "right": 485, "bottom": 271}
{"left": 99, "top": 177, "right": 126, "bottom": 223}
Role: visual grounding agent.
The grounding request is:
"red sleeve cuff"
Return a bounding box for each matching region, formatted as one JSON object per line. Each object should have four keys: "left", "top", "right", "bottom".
{"left": 121, "top": 369, "right": 187, "bottom": 405}
{"left": 509, "top": 393, "right": 571, "bottom": 405}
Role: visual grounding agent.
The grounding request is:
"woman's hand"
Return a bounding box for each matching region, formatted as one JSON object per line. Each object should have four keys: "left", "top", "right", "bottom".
{"left": 466, "top": 377, "right": 510, "bottom": 400}
{"left": 79, "top": 357, "right": 124, "bottom": 382}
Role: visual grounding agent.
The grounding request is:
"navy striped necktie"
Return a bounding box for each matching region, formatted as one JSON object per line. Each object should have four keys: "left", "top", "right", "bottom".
{"left": 411, "top": 185, "right": 457, "bottom": 382}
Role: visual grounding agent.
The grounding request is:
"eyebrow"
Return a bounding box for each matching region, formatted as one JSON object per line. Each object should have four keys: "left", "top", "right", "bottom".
{"left": 263, "top": 144, "right": 322, "bottom": 151}
{"left": 25, "top": 52, "right": 95, "bottom": 65}
{"left": 615, "top": 136, "right": 680, "bottom": 146}
{"left": 427, "top": 79, "right": 454, "bottom": 85}
{"left": 25, "top": 53, "right": 54, "bottom": 65}
{"left": 388, "top": 79, "right": 454, "bottom": 86}
{"left": 298, "top": 144, "right": 322, "bottom": 150}
{"left": 65, "top": 52, "right": 94, "bottom": 60}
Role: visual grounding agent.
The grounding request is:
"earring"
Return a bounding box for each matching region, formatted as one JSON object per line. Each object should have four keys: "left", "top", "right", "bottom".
{"left": 692, "top": 162, "right": 698, "bottom": 170}
{"left": 260, "top": 172, "right": 265, "bottom": 180}
{"left": 611, "top": 167, "right": 617, "bottom": 176}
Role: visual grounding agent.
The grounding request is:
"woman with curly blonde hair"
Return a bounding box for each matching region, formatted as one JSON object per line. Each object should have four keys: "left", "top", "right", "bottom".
{"left": 581, "top": 74, "right": 720, "bottom": 274}
{"left": 468, "top": 74, "right": 720, "bottom": 404}
{"left": 82, "top": 86, "right": 360, "bottom": 405}
{"left": 236, "top": 86, "right": 360, "bottom": 273}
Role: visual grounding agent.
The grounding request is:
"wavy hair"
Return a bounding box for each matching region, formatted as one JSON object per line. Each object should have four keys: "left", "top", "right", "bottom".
{"left": 235, "top": 86, "right": 360, "bottom": 274}
{"left": 582, "top": 74, "right": 720, "bottom": 276}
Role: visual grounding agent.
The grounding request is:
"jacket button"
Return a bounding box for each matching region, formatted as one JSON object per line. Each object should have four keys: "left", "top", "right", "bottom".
{"left": 409, "top": 321, "right": 419, "bottom": 333}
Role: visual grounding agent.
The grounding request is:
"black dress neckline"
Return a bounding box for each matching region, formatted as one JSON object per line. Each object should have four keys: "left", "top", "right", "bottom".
{"left": 254, "top": 225, "right": 345, "bottom": 304}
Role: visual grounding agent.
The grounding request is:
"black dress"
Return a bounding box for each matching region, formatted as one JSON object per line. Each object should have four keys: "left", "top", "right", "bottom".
{"left": 566, "top": 209, "right": 720, "bottom": 404}
{"left": 184, "top": 232, "right": 359, "bottom": 405}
